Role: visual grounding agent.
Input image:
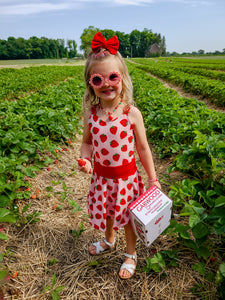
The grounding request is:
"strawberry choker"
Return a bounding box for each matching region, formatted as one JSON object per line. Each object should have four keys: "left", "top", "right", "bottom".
{"left": 100, "top": 99, "right": 123, "bottom": 121}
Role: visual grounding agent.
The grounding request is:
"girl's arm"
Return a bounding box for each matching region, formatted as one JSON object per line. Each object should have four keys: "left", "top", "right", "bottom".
{"left": 129, "top": 106, "right": 161, "bottom": 189}
{"left": 79, "top": 109, "right": 93, "bottom": 174}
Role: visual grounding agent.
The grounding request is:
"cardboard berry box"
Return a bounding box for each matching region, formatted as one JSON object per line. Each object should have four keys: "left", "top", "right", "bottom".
{"left": 128, "top": 185, "right": 172, "bottom": 246}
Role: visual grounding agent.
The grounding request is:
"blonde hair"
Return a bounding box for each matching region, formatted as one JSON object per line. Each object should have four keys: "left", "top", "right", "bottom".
{"left": 83, "top": 50, "right": 133, "bottom": 111}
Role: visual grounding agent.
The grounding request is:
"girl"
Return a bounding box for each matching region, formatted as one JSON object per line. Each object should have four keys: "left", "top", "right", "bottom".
{"left": 78, "top": 32, "right": 161, "bottom": 279}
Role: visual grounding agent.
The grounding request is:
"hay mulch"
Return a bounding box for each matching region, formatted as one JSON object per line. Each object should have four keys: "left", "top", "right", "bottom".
{"left": 0, "top": 134, "right": 216, "bottom": 300}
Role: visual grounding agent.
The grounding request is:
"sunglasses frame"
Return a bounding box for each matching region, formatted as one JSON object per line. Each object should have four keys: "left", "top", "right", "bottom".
{"left": 89, "top": 71, "right": 121, "bottom": 89}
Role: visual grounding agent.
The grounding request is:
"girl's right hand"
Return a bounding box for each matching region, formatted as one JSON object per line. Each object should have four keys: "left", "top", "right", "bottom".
{"left": 77, "top": 158, "right": 92, "bottom": 174}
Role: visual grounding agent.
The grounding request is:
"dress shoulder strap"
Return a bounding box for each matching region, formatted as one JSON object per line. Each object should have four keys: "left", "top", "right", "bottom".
{"left": 91, "top": 105, "right": 98, "bottom": 115}
{"left": 123, "top": 104, "right": 132, "bottom": 115}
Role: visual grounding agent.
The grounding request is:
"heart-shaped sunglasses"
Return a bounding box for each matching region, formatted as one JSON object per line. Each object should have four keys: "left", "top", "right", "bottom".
{"left": 89, "top": 71, "right": 121, "bottom": 89}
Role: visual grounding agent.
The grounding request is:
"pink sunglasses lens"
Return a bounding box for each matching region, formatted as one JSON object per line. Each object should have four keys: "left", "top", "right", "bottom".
{"left": 109, "top": 73, "right": 120, "bottom": 83}
{"left": 92, "top": 75, "right": 102, "bottom": 87}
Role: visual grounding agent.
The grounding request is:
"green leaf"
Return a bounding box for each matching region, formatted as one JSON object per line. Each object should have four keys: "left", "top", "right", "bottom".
{"left": 192, "top": 222, "right": 209, "bottom": 239}
{"left": 0, "top": 270, "right": 8, "bottom": 281}
{"left": 219, "top": 263, "right": 225, "bottom": 277}
{"left": 192, "top": 262, "right": 206, "bottom": 275}
{"left": 189, "top": 215, "right": 201, "bottom": 228}
{"left": 0, "top": 232, "right": 9, "bottom": 240}
{"left": 215, "top": 196, "right": 225, "bottom": 208}
{"left": 0, "top": 208, "right": 17, "bottom": 223}
{"left": 195, "top": 246, "right": 210, "bottom": 259}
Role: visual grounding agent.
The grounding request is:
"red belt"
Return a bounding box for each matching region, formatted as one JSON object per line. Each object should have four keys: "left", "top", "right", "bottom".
{"left": 93, "top": 158, "right": 137, "bottom": 179}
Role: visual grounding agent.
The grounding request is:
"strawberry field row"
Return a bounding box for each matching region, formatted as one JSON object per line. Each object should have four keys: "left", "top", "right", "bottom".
{"left": 0, "top": 65, "right": 83, "bottom": 100}
{"left": 0, "top": 66, "right": 84, "bottom": 226}
{"left": 128, "top": 62, "right": 225, "bottom": 298}
{"left": 131, "top": 58, "right": 225, "bottom": 106}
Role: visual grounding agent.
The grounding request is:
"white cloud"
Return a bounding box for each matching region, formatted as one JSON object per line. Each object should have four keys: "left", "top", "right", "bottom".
{"left": 0, "top": 0, "right": 214, "bottom": 16}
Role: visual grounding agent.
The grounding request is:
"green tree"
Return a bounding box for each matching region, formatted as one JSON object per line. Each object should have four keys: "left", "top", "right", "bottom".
{"left": 80, "top": 26, "right": 100, "bottom": 57}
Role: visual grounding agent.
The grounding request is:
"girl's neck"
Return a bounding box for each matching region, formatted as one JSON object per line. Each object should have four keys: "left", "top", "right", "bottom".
{"left": 100, "top": 97, "right": 122, "bottom": 110}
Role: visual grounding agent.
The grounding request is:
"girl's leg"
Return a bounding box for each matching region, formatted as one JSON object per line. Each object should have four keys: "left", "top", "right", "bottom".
{"left": 89, "top": 218, "right": 115, "bottom": 255}
{"left": 119, "top": 221, "right": 137, "bottom": 278}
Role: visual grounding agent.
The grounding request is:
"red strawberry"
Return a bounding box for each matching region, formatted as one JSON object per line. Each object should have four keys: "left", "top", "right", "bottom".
{"left": 78, "top": 159, "right": 86, "bottom": 166}
{"left": 100, "top": 222, "right": 106, "bottom": 229}
{"left": 110, "top": 126, "right": 117, "bottom": 134}
{"left": 91, "top": 197, "right": 96, "bottom": 203}
{"left": 121, "top": 218, "right": 126, "bottom": 224}
{"left": 98, "top": 195, "right": 103, "bottom": 201}
{"left": 99, "top": 120, "right": 107, "bottom": 126}
{"left": 127, "top": 183, "right": 133, "bottom": 190}
{"left": 93, "top": 115, "right": 98, "bottom": 122}
{"left": 100, "top": 134, "right": 107, "bottom": 142}
{"left": 120, "top": 188, "right": 126, "bottom": 196}
{"left": 102, "top": 178, "right": 107, "bottom": 184}
{"left": 94, "top": 224, "right": 99, "bottom": 229}
{"left": 127, "top": 195, "right": 132, "bottom": 202}
{"left": 120, "top": 119, "right": 128, "bottom": 127}
{"left": 103, "top": 160, "right": 111, "bottom": 166}
{"left": 112, "top": 192, "right": 117, "bottom": 198}
{"left": 94, "top": 140, "right": 98, "bottom": 147}
{"left": 103, "top": 213, "right": 106, "bottom": 219}
{"left": 130, "top": 124, "right": 134, "bottom": 130}
{"left": 121, "top": 145, "right": 127, "bottom": 152}
{"left": 95, "top": 213, "right": 101, "bottom": 219}
{"left": 129, "top": 150, "right": 134, "bottom": 157}
{"left": 122, "top": 159, "right": 129, "bottom": 165}
{"left": 103, "top": 191, "right": 107, "bottom": 197}
{"left": 120, "top": 198, "right": 126, "bottom": 205}
{"left": 110, "top": 140, "right": 119, "bottom": 148}
{"left": 96, "top": 151, "right": 100, "bottom": 159}
{"left": 113, "top": 153, "right": 120, "bottom": 161}
{"left": 108, "top": 196, "right": 113, "bottom": 202}
{"left": 101, "top": 148, "right": 109, "bottom": 155}
{"left": 104, "top": 202, "right": 106, "bottom": 209}
{"left": 134, "top": 177, "right": 137, "bottom": 183}
{"left": 120, "top": 131, "right": 127, "bottom": 139}
{"left": 116, "top": 205, "right": 121, "bottom": 212}
{"left": 97, "top": 205, "right": 102, "bottom": 211}
{"left": 107, "top": 185, "right": 113, "bottom": 191}
{"left": 89, "top": 123, "right": 92, "bottom": 129}
{"left": 116, "top": 215, "right": 121, "bottom": 221}
{"left": 128, "top": 136, "right": 133, "bottom": 143}
{"left": 96, "top": 185, "right": 102, "bottom": 191}
{"left": 92, "top": 127, "right": 99, "bottom": 134}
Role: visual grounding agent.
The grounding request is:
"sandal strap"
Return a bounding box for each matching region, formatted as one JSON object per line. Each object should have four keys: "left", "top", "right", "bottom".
{"left": 92, "top": 241, "right": 105, "bottom": 254}
{"left": 104, "top": 238, "right": 115, "bottom": 248}
{"left": 120, "top": 262, "right": 136, "bottom": 276}
{"left": 124, "top": 252, "right": 137, "bottom": 262}
{"left": 92, "top": 239, "right": 115, "bottom": 254}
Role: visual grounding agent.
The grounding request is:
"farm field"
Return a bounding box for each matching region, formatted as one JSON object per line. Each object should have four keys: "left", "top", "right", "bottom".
{"left": 0, "top": 59, "right": 225, "bottom": 299}
{"left": 131, "top": 57, "right": 225, "bottom": 107}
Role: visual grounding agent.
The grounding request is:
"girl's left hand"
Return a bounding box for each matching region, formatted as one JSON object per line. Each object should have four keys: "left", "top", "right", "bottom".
{"left": 148, "top": 180, "right": 161, "bottom": 190}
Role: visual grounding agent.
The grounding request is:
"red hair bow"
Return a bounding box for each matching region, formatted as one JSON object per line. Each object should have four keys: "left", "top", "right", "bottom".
{"left": 91, "top": 32, "right": 119, "bottom": 55}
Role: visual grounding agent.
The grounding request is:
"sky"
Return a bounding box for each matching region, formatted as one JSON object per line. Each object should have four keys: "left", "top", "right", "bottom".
{"left": 0, "top": 0, "right": 224, "bottom": 54}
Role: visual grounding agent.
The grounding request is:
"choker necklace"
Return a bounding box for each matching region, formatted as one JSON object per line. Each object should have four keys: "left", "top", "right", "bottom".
{"left": 100, "top": 99, "right": 123, "bottom": 121}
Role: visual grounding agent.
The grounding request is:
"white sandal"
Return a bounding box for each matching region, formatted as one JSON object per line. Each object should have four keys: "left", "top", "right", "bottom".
{"left": 89, "top": 238, "right": 115, "bottom": 255}
{"left": 119, "top": 253, "right": 137, "bottom": 279}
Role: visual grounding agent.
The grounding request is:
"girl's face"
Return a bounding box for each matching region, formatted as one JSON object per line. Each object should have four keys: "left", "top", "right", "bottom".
{"left": 90, "top": 56, "right": 122, "bottom": 103}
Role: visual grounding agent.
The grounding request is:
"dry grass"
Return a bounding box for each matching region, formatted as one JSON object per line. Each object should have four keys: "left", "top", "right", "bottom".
{"left": 0, "top": 134, "right": 216, "bottom": 300}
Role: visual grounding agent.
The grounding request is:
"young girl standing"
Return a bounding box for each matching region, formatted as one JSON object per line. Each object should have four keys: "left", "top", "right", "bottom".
{"left": 78, "top": 32, "right": 161, "bottom": 279}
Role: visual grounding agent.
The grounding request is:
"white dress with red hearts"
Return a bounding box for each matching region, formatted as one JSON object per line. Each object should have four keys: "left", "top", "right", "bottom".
{"left": 87, "top": 106, "right": 145, "bottom": 231}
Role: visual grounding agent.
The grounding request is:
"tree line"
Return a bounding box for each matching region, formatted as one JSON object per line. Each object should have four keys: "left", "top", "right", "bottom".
{"left": 0, "top": 27, "right": 166, "bottom": 60}
{"left": 0, "top": 36, "right": 77, "bottom": 60}
{"left": 80, "top": 26, "right": 166, "bottom": 58}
